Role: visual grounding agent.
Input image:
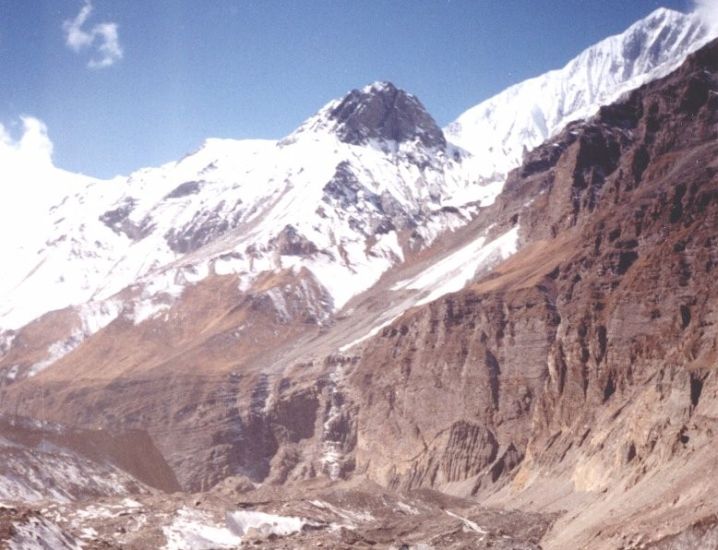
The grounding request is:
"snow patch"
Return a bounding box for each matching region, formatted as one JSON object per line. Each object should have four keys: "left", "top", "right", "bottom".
{"left": 225, "top": 510, "right": 307, "bottom": 537}
{"left": 265, "top": 288, "right": 290, "bottom": 322}
{"left": 393, "top": 226, "right": 520, "bottom": 306}
{"left": 320, "top": 362, "right": 352, "bottom": 479}
{"left": 26, "top": 298, "right": 123, "bottom": 377}
{"left": 338, "top": 313, "right": 401, "bottom": 352}
{"left": 8, "top": 515, "right": 81, "bottom": 550}
{"left": 27, "top": 331, "right": 83, "bottom": 377}
{"left": 340, "top": 226, "right": 520, "bottom": 353}
{"left": 129, "top": 266, "right": 193, "bottom": 324}
{"left": 0, "top": 331, "right": 16, "bottom": 354}
{"left": 163, "top": 507, "right": 242, "bottom": 550}
{"left": 309, "top": 500, "right": 374, "bottom": 527}
{"left": 5, "top": 365, "right": 20, "bottom": 381}
{"left": 446, "top": 510, "right": 487, "bottom": 536}
{"left": 396, "top": 501, "right": 421, "bottom": 515}
{"left": 78, "top": 299, "right": 122, "bottom": 334}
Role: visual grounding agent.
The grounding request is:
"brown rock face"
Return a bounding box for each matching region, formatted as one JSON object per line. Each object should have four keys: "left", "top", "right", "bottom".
{"left": 346, "top": 37, "right": 718, "bottom": 542}
{"left": 352, "top": 286, "right": 557, "bottom": 493}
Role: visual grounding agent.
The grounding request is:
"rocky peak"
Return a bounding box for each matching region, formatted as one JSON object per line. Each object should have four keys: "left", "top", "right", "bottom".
{"left": 326, "top": 81, "right": 447, "bottom": 149}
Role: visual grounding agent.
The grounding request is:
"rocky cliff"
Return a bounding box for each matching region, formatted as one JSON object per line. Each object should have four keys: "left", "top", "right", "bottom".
{"left": 343, "top": 36, "right": 718, "bottom": 548}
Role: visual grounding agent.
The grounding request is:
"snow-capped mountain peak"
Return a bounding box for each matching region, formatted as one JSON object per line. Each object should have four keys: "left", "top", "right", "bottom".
{"left": 445, "top": 7, "right": 714, "bottom": 192}
{"left": 0, "top": 80, "right": 470, "bottom": 342}
{"left": 284, "top": 81, "right": 446, "bottom": 150}
{"left": 326, "top": 81, "right": 446, "bottom": 148}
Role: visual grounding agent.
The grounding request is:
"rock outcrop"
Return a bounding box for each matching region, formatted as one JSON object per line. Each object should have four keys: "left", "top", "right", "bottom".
{"left": 342, "top": 36, "right": 718, "bottom": 548}
{"left": 328, "top": 81, "right": 448, "bottom": 149}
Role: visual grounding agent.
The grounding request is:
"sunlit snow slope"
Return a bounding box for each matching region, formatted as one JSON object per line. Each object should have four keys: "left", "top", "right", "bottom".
{"left": 0, "top": 83, "right": 470, "bottom": 338}
{"left": 445, "top": 8, "right": 713, "bottom": 197}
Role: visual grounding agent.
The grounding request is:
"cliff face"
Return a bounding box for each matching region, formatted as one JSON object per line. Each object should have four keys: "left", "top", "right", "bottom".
{"left": 352, "top": 284, "right": 557, "bottom": 492}
{"left": 346, "top": 38, "right": 718, "bottom": 543}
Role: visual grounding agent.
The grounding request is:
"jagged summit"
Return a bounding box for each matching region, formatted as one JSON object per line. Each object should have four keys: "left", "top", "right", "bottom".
{"left": 327, "top": 81, "right": 446, "bottom": 148}
{"left": 285, "top": 81, "right": 447, "bottom": 149}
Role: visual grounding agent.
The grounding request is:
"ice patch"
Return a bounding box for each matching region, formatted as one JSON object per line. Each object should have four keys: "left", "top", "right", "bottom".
{"left": 163, "top": 508, "right": 309, "bottom": 549}
{"left": 163, "top": 507, "right": 242, "bottom": 550}
{"left": 225, "top": 510, "right": 307, "bottom": 538}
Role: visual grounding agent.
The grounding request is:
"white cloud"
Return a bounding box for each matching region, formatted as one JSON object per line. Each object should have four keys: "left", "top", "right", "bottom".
{"left": 0, "top": 117, "right": 57, "bottom": 236}
{"left": 695, "top": 0, "right": 718, "bottom": 32}
{"left": 63, "top": 1, "right": 123, "bottom": 69}
{"left": 0, "top": 117, "right": 54, "bottom": 172}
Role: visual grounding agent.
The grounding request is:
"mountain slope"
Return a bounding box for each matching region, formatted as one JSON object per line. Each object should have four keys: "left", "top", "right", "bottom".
{"left": 445, "top": 7, "right": 712, "bottom": 197}
{"left": 0, "top": 83, "right": 473, "bottom": 334}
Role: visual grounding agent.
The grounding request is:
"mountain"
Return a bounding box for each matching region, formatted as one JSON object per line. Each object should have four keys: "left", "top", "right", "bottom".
{"left": 1, "top": 10, "right": 710, "bottom": 344}
{"left": 445, "top": 7, "right": 712, "bottom": 198}
{"left": 0, "top": 81, "right": 480, "bottom": 490}
{"left": 0, "top": 81, "right": 473, "bottom": 335}
{"left": 0, "top": 8, "right": 708, "bottom": 354}
{"left": 2, "top": 32, "right": 716, "bottom": 550}
{"left": 351, "top": 36, "right": 718, "bottom": 548}
{"left": 0, "top": 5, "right": 713, "bottom": 486}
{"left": 1, "top": 7, "right": 718, "bottom": 549}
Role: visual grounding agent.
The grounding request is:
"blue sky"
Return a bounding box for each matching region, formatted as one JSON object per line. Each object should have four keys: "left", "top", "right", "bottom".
{"left": 0, "top": 0, "right": 697, "bottom": 177}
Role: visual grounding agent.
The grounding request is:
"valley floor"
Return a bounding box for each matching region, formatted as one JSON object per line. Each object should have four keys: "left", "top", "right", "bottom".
{"left": 0, "top": 479, "right": 557, "bottom": 549}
